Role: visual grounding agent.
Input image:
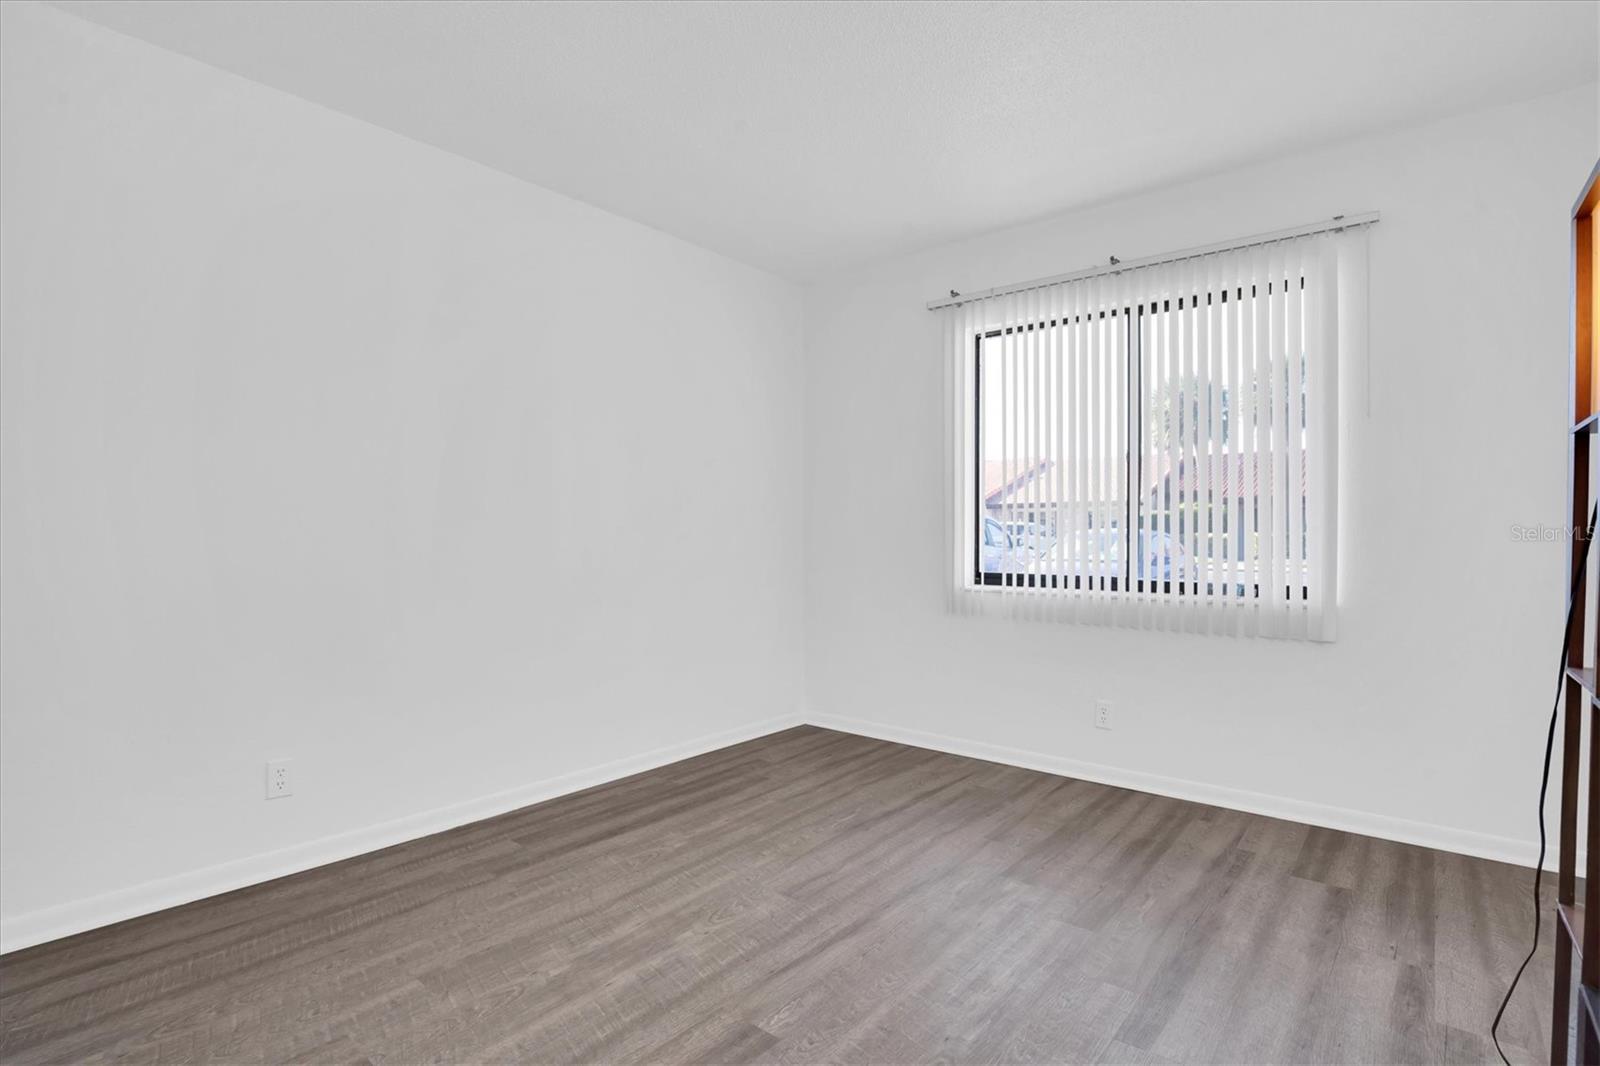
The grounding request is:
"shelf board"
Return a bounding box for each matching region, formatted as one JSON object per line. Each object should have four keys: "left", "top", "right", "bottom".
{"left": 1569, "top": 667, "right": 1598, "bottom": 699}
{"left": 1575, "top": 413, "right": 1600, "bottom": 434}
{"left": 1562, "top": 903, "right": 1586, "bottom": 958}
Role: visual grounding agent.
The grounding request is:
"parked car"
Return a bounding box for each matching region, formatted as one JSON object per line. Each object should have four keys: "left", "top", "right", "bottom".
{"left": 982, "top": 516, "right": 1015, "bottom": 574}
{"left": 1054, "top": 528, "right": 1192, "bottom": 584}
{"left": 1003, "top": 521, "right": 1057, "bottom": 559}
{"left": 1133, "top": 530, "right": 1191, "bottom": 583}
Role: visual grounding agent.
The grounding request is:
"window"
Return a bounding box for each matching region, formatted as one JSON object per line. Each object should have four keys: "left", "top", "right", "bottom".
{"left": 974, "top": 280, "right": 1306, "bottom": 597}
{"left": 940, "top": 224, "right": 1365, "bottom": 640}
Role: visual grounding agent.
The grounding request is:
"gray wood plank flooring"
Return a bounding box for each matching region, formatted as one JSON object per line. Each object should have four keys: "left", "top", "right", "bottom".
{"left": 0, "top": 726, "right": 1554, "bottom": 1063}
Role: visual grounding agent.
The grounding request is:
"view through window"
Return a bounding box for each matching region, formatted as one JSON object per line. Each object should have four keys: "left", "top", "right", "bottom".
{"left": 973, "top": 281, "right": 1310, "bottom": 599}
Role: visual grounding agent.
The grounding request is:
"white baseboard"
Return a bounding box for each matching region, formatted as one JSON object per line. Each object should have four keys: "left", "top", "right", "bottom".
{"left": 0, "top": 712, "right": 805, "bottom": 955}
{"left": 807, "top": 711, "right": 1566, "bottom": 873}
{"left": 0, "top": 707, "right": 1556, "bottom": 955}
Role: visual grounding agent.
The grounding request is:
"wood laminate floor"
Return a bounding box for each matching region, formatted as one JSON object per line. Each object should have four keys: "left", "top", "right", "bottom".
{"left": 0, "top": 726, "right": 1556, "bottom": 1064}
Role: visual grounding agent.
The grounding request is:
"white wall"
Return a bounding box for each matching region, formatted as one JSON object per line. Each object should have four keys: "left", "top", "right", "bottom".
{"left": 0, "top": 2, "right": 803, "bottom": 950}
{"left": 804, "top": 83, "right": 1599, "bottom": 865}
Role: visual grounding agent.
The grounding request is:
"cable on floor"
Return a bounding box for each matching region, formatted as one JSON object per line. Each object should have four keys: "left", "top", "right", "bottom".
{"left": 1492, "top": 501, "right": 1598, "bottom": 1065}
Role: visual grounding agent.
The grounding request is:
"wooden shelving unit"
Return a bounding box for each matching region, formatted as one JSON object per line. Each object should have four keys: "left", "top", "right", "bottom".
{"left": 1553, "top": 159, "right": 1600, "bottom": 1065}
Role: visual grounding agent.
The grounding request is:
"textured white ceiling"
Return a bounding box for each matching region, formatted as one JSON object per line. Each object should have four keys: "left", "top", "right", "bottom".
{"left": 48, "top": 0, "right": 1600, "bottom": 280}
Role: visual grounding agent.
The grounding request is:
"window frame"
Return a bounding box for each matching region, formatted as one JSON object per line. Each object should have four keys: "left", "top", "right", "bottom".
{"left": 969, "top": 282, "right": 1310, "bottom": 601}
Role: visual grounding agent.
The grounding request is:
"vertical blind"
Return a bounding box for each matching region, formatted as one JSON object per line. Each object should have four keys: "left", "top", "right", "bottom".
{"left": 941, "top": 225, "right": 1368, "bottom": 640}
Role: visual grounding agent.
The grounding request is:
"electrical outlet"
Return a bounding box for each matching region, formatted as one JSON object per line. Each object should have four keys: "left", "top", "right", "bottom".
{"left": 266, "top": 759, "right": 293, "bottom": 799}
{"left": 1095, "top": 700, "right": 1113, "bottom": 730}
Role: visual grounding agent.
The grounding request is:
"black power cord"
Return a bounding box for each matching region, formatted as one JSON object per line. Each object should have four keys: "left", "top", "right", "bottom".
{"left": 1492, "top": 501, "right": 1599, "bottom": 1065}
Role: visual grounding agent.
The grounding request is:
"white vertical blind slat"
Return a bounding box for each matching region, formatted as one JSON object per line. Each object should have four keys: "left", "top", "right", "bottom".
{"left": 1179, "top": 254, "right": 1194, "bottom": 613}
{"left": 1027, "top": 282, "right": 1043, "bottom": 614}
{"left": 1094, "top": 271, "right": 1107, "bottom": 602}
{"left": 1066, "top": 280, "right": 1079, "bottom": 618}
{"left": 1099, "top": 273, "right": 1115, "bottom": 604}
{"left": 1036, "top": 282, "right": 1050, "bottom": 611}
{"left": 1228, "top": 249, "right": 1241, "bottom": 624}
{"left": 1184, "top": 255, "right": 1196, "bottom": 617}
{"left": 1107, "top": 272, "right": 1122, "bottom": 607}
{"left": 945, "top": 292, "right": 957, "bottom": 614}
{"left": 1059, "top": 282, "right": 1071, "bottom": 614}
{"left": 1037, "top": 280, "right": 1049, "bottom": 613}
{"left": 1208, "top": 252, "right": 1224, "bottom": 617}
{"left": 1140, "top": 269, "right": 1156, "bottom": 620}
{"left": 1021, "top": 285, "right": 1033, "bottom": 600}
{"left": 1072, "top": 268, "right": 1086, "bottom": 602}
{"left": 1001, "top": 289, "right": 1013, "bottom": 591}
{"left": 1010, "top": 287, "right": 1023, "bottom": 597}
{"left": 1133, "top": 267, "right": 1153, "bottom": 629}
{"left": 1286, "top": 238, "right": 1307, "bottom": 638}
{"left": 968, "top": 294, "right": 979, "bottom": 603}
{"left": 1090, "top": 271, "right": 1104, "bottom": 603}
{"left": 1249, "top": 251, "right": 1268, "bottom": 623}
{"left": 1116, "top": 268, "right": 1133, "bottom": 621}
{"left": 1050, "top": 283, "right": 1063, "bottom": 600}
{"left": 1267, "top": 241, "right": 1287, "bottom": 629}
{"left": 1198, "top": 252, "right": 1215, "bottom": 622}
{"left": 1169, "top": 258, "right": 1184, "bottom": 611}
{"left": 1122, "top": 267, "right": 1137, "bottom": 613}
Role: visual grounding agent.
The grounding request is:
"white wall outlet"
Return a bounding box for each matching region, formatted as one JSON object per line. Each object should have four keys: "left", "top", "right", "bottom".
{"left": 1094, "top": 700, "right": 1113, "bottom": 730}
{"left": 266, "top": 759, "right": 293, "bottom": 799}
